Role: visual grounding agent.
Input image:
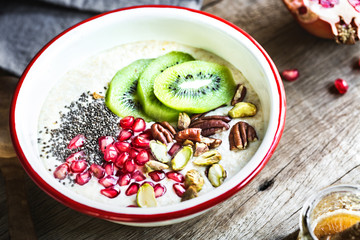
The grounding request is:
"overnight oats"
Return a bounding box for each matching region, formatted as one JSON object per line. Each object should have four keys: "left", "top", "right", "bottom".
{"left": 37, "top": 40, "right": 264, "bottom": 207}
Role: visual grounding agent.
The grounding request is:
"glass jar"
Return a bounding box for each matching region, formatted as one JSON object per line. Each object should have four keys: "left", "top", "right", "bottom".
{"left": 298, "top": 184, "right": 360, "bottom": 240}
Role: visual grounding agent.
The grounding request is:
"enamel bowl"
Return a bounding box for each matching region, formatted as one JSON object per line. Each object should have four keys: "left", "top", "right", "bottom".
{"left": 10, "top": 6, "right": 286, "bottom": 226}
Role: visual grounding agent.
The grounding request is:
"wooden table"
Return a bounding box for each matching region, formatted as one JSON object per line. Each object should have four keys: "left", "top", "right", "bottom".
{"left": 1, "top": 0, "right": 360, "bottom": 239}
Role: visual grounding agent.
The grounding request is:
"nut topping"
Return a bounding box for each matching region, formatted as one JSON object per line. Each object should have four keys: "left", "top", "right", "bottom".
{"left": 193, "top": 149, "right": 222, "bottom": 166}
{"left": 231, "top": 84, "right": 247, "bottom": 106}
{"left": 181, "top": 186, "right": 198, "bottom": 201}
{"left": 159, "top": 121, "right": 177, "bottom": 135}
{"left": 178, "top": 112, "right": 191, "bottom": 130}
{"left": 189, "top": 116, "right": 230, "bottom": 137}
{"left": 185, "top": 169, "right": 204, "bottom": 191}
{"left": 149, "top": 140, "right": 170, "bottom": 163}
{"left": 229, "top": 121, "right": 258, "bottom": 151}
{"left": 175, "top": 128, "right": 202, "bottom": 143}
{"left": 151, "top": 123, "right": 174, "bottom": 145}
{"left": 171, "top": 146, "right": 193, "bottom": 171}
{"left": 228, "top": 102, "right": 257, "bottom": 118}
{"left": 207, "top": 164, "right": 227, "bottom": 187}
{"left": 194, "top": 142, "right": 209, "bottom": 157}
{"left": 145, "top": 160, "right": 169, "bottom": 172}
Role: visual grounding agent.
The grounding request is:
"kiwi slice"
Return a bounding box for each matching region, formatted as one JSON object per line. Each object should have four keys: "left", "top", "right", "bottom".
{"left": 153, "top": 61, "right": 236, "bottom": 113}
{"left": 137, "top": 51, "right": 194, "bottom": 122}
{"left": 105, "top": 59, "right": 153, "bottom": 121}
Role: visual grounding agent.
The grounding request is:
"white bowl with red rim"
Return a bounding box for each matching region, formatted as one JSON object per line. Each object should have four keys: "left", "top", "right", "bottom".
{"left": 10, "top": 5, "right": 286, "bottom": 226}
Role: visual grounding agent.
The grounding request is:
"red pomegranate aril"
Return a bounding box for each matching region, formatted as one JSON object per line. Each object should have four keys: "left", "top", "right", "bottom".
{"left": 166, "top": 171, "right": 185, "bottom": 183}
{"left": 132, "top": 136, "right": 150, "bottom": 148}
{"left": 124, "top": 159, "right": 136, "bottom": 173}
{"left": 127, "top": 205, "right": 138, "bottom": 207}
{"left": 132, "top": 170, "right": 146, "bottom": 181}
{"left": 281, "top": 69, "right": 299, "bottom": 82}
{"left": 334, "top": 78, "right": 348, "bottom": 94}
{"left": 125, "top": 182, "right": 140, "bottom": 196}
{"left": 168, "top": 143, "right": 182, "bottom": 157}
{"left": 99, "top": 175, "right": 118, "bottom": 188}
{"left": 103, "top": 144, "right": 119, "bottom": 162}
{"left": 173, "top": 183, "right": 186, "bottom": 197}
{"left": 114, "top": 141, "right": 131, "bottom": 153}
{"left": 135, "top": 149, "right": 150, "bottom": 166}
{"left": 118, "top": 172, "right": 132, "bottom": 186}
{"left": 67, "top": 134, "right": 86, "bottom": 149}
{"left": 115, "top": 152, "right": 130, "bottom": 168}
{"left": 70, "top": 160, "right": 88, "bottom": 173}
{"left": 118, "top": 129, "right": 133, "bottom": 142}
{"left": 103, "top": 163, "right": 115, "bottom": 175}
{"left": 100, "top": 188, "right": 120, "bottom": 198}
{"left": 53, "top": 163, "right": 69, "bottom": 180}
{"left": 66, "top": 150, "right": 86, "bottom": 164}
{"left": 129, "top": 148, "right": 139, "bottom": 159}
{"left": 120, "top": 116, "right": 134, "bottom": 129}
{"left": 141, "top": 181, "right": 155, "bottom": 187}
{"left": 149, "top": 170, "right": 165, "bottom": 182}
{"left": 154, "top": 183, "right": 167, "bottom": 198}
{"left": 138, "top": 129, "right": 152, "bottom": 139}
{"left": 75, "top": 171, "right": 91, "bottom": 185}
{"left": 132, "top": 118, "right": 146, "bottom": 132}
{"left": 90, "top": 164, "right": 105, "bottom": 179}
{"left": 98, "top": 136, "right": 115, "bottom": 153}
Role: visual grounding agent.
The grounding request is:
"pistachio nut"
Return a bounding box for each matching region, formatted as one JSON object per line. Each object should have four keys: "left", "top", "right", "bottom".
{"left": 185, "top": 169, "right": 204, "bottom": 191}
{"left": 171, "top": 145, "right": 193, "bottom": 171}
{"left": 145, "top": 160, "right": 169, "bottom": 172}
{"left": 178, "top": 112, "right": 191, "bottom": 130}
{"left": 228, "top": 102, "right": 257, "bottom": 118}
{"left": 193, "top": 149, "right": 221, "bottom": 166}
{"left": 194, "top": 142, "right": 209, "bottom": 157}
{"left": 149, "top": 140, "right": 170, "bottom": 163}
{"left": 136, "top": 183, "right": 157, "bottom": 207}
{"left": 181, "top": 186, "right": 198, "bottom": 202}
{"left": 207, "top": 164, "right": 227, "bottom": 187}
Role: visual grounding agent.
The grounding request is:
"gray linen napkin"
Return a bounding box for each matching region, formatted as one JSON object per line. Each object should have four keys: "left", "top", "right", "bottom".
{"left": 0, "top": 0, "right": 202, "bottom": 77}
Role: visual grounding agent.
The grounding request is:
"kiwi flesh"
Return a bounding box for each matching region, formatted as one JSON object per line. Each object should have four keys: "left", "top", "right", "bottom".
{"left": 105, "top": 59, "right": 153, "bottom": 120}
{"left": 153, "top": 61, "right": 236, "bottom": 113}
{"left": 137, "top": 51, "right": 194, "bottom": 122}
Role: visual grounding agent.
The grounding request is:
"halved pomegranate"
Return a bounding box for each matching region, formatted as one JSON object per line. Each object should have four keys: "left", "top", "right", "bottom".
{"left": 282, "top": 0, "right": 359, "bottom": 44}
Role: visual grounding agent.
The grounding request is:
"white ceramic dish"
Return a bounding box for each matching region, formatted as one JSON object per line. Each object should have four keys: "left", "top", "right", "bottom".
{"left": 10, "top": 6, "right": 286, "bottom": 226}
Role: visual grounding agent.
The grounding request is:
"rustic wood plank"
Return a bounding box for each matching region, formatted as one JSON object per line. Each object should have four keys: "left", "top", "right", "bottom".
{"left": 1, "top": 0, "right": 360, "bottom": 239}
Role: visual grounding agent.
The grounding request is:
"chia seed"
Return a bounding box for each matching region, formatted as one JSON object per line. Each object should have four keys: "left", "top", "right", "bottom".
{"left": 39, "top": 92, "right": 120, "bottom": 165}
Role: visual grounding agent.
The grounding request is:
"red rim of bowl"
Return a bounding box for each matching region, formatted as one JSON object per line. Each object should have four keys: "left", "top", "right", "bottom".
{"left": 10, "top": 5, "right": 286, "bottom": 223}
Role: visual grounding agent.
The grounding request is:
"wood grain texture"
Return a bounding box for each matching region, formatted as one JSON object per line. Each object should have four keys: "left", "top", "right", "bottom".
{"left": 1, "top": 0, "right": 360, "bottom": 239}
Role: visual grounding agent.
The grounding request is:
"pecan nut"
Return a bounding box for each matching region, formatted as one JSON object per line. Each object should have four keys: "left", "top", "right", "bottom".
{"left": 151, "top": 123, "right": 174, "bottom": 145}
{"left": 229, "top": 121, "right": 258, "bottom": 150}
{"left": 231, "top": 84, "right": 247, "bottom": 106}
{"left": 175, "top": 128, "right": 202, "bottom": 143}
{"left": 159, "top": 121, "right": 176, "bottom": 135}
{"left": 189, "top": 116, "right": 230, "bottom": 137}
{"left": 190, "top": 104, "right": 227, "bottom": 121}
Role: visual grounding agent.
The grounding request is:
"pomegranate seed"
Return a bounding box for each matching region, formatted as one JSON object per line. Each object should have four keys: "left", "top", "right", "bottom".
{"left": 67, "top": 134, "right": 86, "bottom": 149}
{"left": 123, "top": 159, "right": 136, "bottom": 173}
{"left": 138, "top": 129, "right": 152, "bottom": 139}
{"left": 53, "top": 163, "right": 69, "bottom": 180}
{"left": 114, "top": 141, "right": 131, "bottom": 153}
{"left": 118, "top": 172, "right": 132, "bottom": 186}
{"left": 173, "top": 183, "right": 186, "bottom": 197}
{"left": 154, "top": 183, "right": 167, "bottom": 198}
{"left": 141, "top": 181, "right": 155, "bottom": 187}
{"left": 334, "top": 78, "right": 348, "bottom": 94}
{"left": 114, "top": 152, "right": 130, "bottom": 168}
{"left": 127, "top": 205, "right": 138, "bottom": 207}
{"left": 129, "top": 148, "right": 139, "bottom": 159}
{"left": 120, "top": 116, "right": 134, "bottom": 129}
{"left": 90, "top": 164, "right": 105, "bottom": 179}
{"left": 149, "top": 170, "right": 165, "bottom": 182}
{"left": 99, "top": 175, "right": 118, "bottom": 188}
{"left": 132, "top": 136, "right": 150, "bottom": 148}
{"left": 168, "top": 143, "right": 182, "bottom": 157}
{"left": 66, "top": 151, "right": 86, "bottom": 164}
{"left": 70, "top": 160, "right": 88, "bottom": 173}
{"left": 75, "top": 171, "right": 91, "bottom": 185}
{"left": 98, "top": 136, "right": 114, "bottom": 153}
{"left": 166, "top": 171, "right": 185, "bottom": 183}
{"left": 103, "top": 163, "right": 115, "bottom": 175}
{"left": 125, "top": 182, "right": 140, "bottom": 196}
{"left": 281, "top": 69, "right": 299, "bottom": 82}
{"left": 132, "top": 170, "right": 146, "bottom": 181}
{"left": 103, "top": 144, "right": 119, "bottom": 162}
{"left": 117, "top": 129, "right": 133, "bottom": 142}
{"left": 100, "top": 188, "right": 119, "bottom": 198}
{"left": 132, "top": 118, "right": 146, "bottom": 132}
{"left": 135, "top": 150, "right": 150, "bottom": 166}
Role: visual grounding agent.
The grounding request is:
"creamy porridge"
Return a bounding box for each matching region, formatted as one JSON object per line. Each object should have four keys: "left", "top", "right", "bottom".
{"left": 37, "top": 40, "right": 264, "bottom": 207}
